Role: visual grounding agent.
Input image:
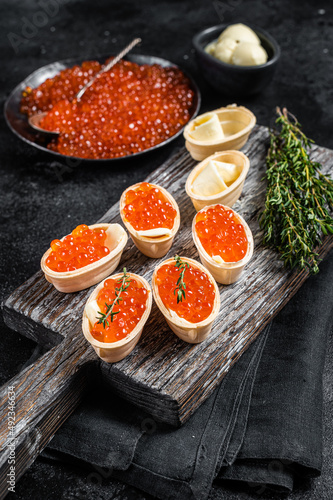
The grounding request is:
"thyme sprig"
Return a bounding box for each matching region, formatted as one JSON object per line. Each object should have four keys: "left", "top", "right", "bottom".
{"left": 174, "top": 255, "right": 190, "bottom": 303}
{"left": 259, "top": 107, "right": 333, "bottom": 273}
{"left": 97, "top": 268, "right": 132, "bottom": 329}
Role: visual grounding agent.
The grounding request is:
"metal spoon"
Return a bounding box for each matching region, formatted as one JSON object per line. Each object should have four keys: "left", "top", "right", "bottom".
{"left": 28, "top": 37, "right": 142, "bottom": 136}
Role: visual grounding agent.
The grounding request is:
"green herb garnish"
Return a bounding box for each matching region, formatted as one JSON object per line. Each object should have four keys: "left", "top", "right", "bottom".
{"left": 97, "top": 268, "right": 132, "bottom": 328}
{"left": 259, "top": 107, "right": 333, "bottom": 273}
{"left": 174, "top": 255, "right": 190, "bottom": 303}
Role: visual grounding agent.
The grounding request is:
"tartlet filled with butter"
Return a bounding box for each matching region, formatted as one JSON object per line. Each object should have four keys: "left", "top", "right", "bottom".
{"left": 120, "top": 182, "right": 180, "bottom": 258}
{"left": 205, "top": 23, "right": 268, "bottom": 66}
{"left": 185, "top": 150, "right": 250, "bottom": 211}
{"left": 183, "top": 105, "right": 256, "bottom": 161}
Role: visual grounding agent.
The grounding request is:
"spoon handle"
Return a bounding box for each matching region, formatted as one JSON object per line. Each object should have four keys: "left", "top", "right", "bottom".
{"left": 76, "top": 37, "right": 142, "bottom": 100}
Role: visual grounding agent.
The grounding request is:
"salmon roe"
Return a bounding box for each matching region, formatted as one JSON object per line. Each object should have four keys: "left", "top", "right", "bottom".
{"left": 195, "top": 205, "right": 248, "bottom": 263}
{"left": 155, "top": 262, "right": 215, "bottom": 323}
{"left": 90, "top": 277, "right": 148, "bottom": 343}
{"left": 45, "top": 224, "right": 110, "bottom": 272}
{"left": 123, "top": 182, "right": 177, "bottom": 231}
{"left": 20, "top": 59, "right": 195, "bottom": 159}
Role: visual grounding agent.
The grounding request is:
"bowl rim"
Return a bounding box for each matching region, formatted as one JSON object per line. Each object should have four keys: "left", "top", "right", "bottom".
{"left": 183, "top": 105, "right": 256, "bottom": 146}
{"left": 185, "top": 150, "right": 250, "bottom": 202}
{"left": 193, "top": 23, "right": 281, "bottom": 70}
{"left": 82, "top": 272, "right": 152, "bottom": 349}
{"left": 192, "top": 203, "right": 254, "bottom": 269}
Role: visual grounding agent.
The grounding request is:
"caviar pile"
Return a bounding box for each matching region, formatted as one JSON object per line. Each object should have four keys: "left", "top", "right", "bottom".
{"left": 155, "top": 262, "right": 215, "bottom": 323}
{"left": 195, "top": 205, "right": 248, "bottom": 263}
{"left": 90, "top": 277, "right": 148, "bottom": 343}
{"left": 123, "top": 182, "right": 177, "bottom": 231}
{"left": 21, "top": 59, "right": 195, "bottom": 159}
{"left": 45, "top": 224, "right": 110, "bottom": 272}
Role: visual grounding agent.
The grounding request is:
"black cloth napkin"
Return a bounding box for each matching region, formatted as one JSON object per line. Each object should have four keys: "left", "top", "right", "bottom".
{"left": 43, "top": 253, "right": 333, "bottom": 499}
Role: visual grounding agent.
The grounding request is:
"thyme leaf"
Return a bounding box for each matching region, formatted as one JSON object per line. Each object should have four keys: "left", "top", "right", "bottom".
{"left": 97, "top": 268, "right": 132, "bottom": 329}
{"left": 174, "top": 255, "right": 190, "bottom": 303}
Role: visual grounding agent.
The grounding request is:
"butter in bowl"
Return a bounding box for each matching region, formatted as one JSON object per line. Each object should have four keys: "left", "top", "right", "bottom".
{"left": 193, "top": 23, "right": 280, "bottom": 96}
{"left": 205, "top": 23, "right": 268, "bottom": 66}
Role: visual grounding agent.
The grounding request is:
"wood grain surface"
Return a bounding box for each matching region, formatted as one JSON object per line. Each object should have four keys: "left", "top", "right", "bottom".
{"left": 0, "top": 328, "right": 95, "bottom": 499}
{"left": 2, "top": 124, "right": 333, "bottom": 432}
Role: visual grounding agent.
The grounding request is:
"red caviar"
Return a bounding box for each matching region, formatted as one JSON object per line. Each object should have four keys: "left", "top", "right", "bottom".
{"left": 155, "top": 262, "right": 215, "bottom": 323}
{"left": 45, "top": 224, "right": 110, "bottom": 272}
{"left": 195, "top": 205, "right": 248, "bottom": 263}
{"left": 90, "top": 277, "right": 148, "bottom": 343}
{"left": 21, "top": 59, "right": 195, "bottom": 159}
{"left": 123, "top": 182, "right": 177, "bottom": 231}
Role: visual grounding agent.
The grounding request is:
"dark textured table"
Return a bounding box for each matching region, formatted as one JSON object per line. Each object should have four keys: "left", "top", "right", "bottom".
{"left": 1, "top": 0, "right": 332, "bottom": 498}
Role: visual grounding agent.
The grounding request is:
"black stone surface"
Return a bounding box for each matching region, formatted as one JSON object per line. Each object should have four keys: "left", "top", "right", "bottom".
{"left": 0, "top": 0, "right": 332, "bottom": 498}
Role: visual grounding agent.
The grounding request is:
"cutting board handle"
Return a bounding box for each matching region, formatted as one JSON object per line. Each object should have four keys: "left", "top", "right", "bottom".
{"left": 0, "top": 330, "right": 95, "bottom": 498}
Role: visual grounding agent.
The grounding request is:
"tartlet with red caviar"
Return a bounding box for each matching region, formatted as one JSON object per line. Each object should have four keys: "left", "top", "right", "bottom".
{"left": 152, "top": 256, "right": 220, "bottom": 343}
{"left": 192, "top": 204, "right": 253, "bottom": 284}
{"left": 120, "top": 182, "right": 180, "bottom": 258}
{"left": 41, "top": 223, "right": 128, "bottom": 293}
{"left": 82, "top": 269, "right": 152, "bottom": 362}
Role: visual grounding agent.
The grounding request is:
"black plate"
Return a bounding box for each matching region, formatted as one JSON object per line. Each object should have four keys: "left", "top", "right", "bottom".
{"left": 4, "top": 54, "right": 201, "bottom": 162}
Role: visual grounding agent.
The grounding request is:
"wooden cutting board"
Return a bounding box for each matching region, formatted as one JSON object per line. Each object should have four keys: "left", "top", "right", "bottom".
{"left": 1, "top": 125, "right": 333, "bottom": 497}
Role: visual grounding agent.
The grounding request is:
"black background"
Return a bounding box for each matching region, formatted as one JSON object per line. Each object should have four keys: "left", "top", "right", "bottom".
{"left": 1, "top": 0, "right": 333, "bottom": 498}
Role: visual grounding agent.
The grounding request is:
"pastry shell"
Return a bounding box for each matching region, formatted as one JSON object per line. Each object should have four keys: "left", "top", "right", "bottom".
{"left": 185, "top": 150, "right": 250, "bottom": 211}
{"left": 152, "top": 256, "right": 220, "bottom": 344}
{"left": 120, "top": 182, "right": 180, "bottom": 259}
{"left": 183, "top": 104, "right": 256, "bottom": 161}
{"left": 41, "top": 223, "right": 128, "bottom": 293}
{"left": 192, "top": 204, "right": 254, "bottom": 285}
{"left": 82, "top": 272, "right": 152, "bottom": 363}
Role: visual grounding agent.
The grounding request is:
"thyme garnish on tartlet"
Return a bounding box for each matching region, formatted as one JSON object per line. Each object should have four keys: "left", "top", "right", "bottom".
{"left": 174, "top": 255, "right": 190, "bottom": 303}
{"left": 259, "top": 107, "right": 333, "bottom": 273}
{"left": 97, "top": 268, "right": 132, "bottom": 328}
